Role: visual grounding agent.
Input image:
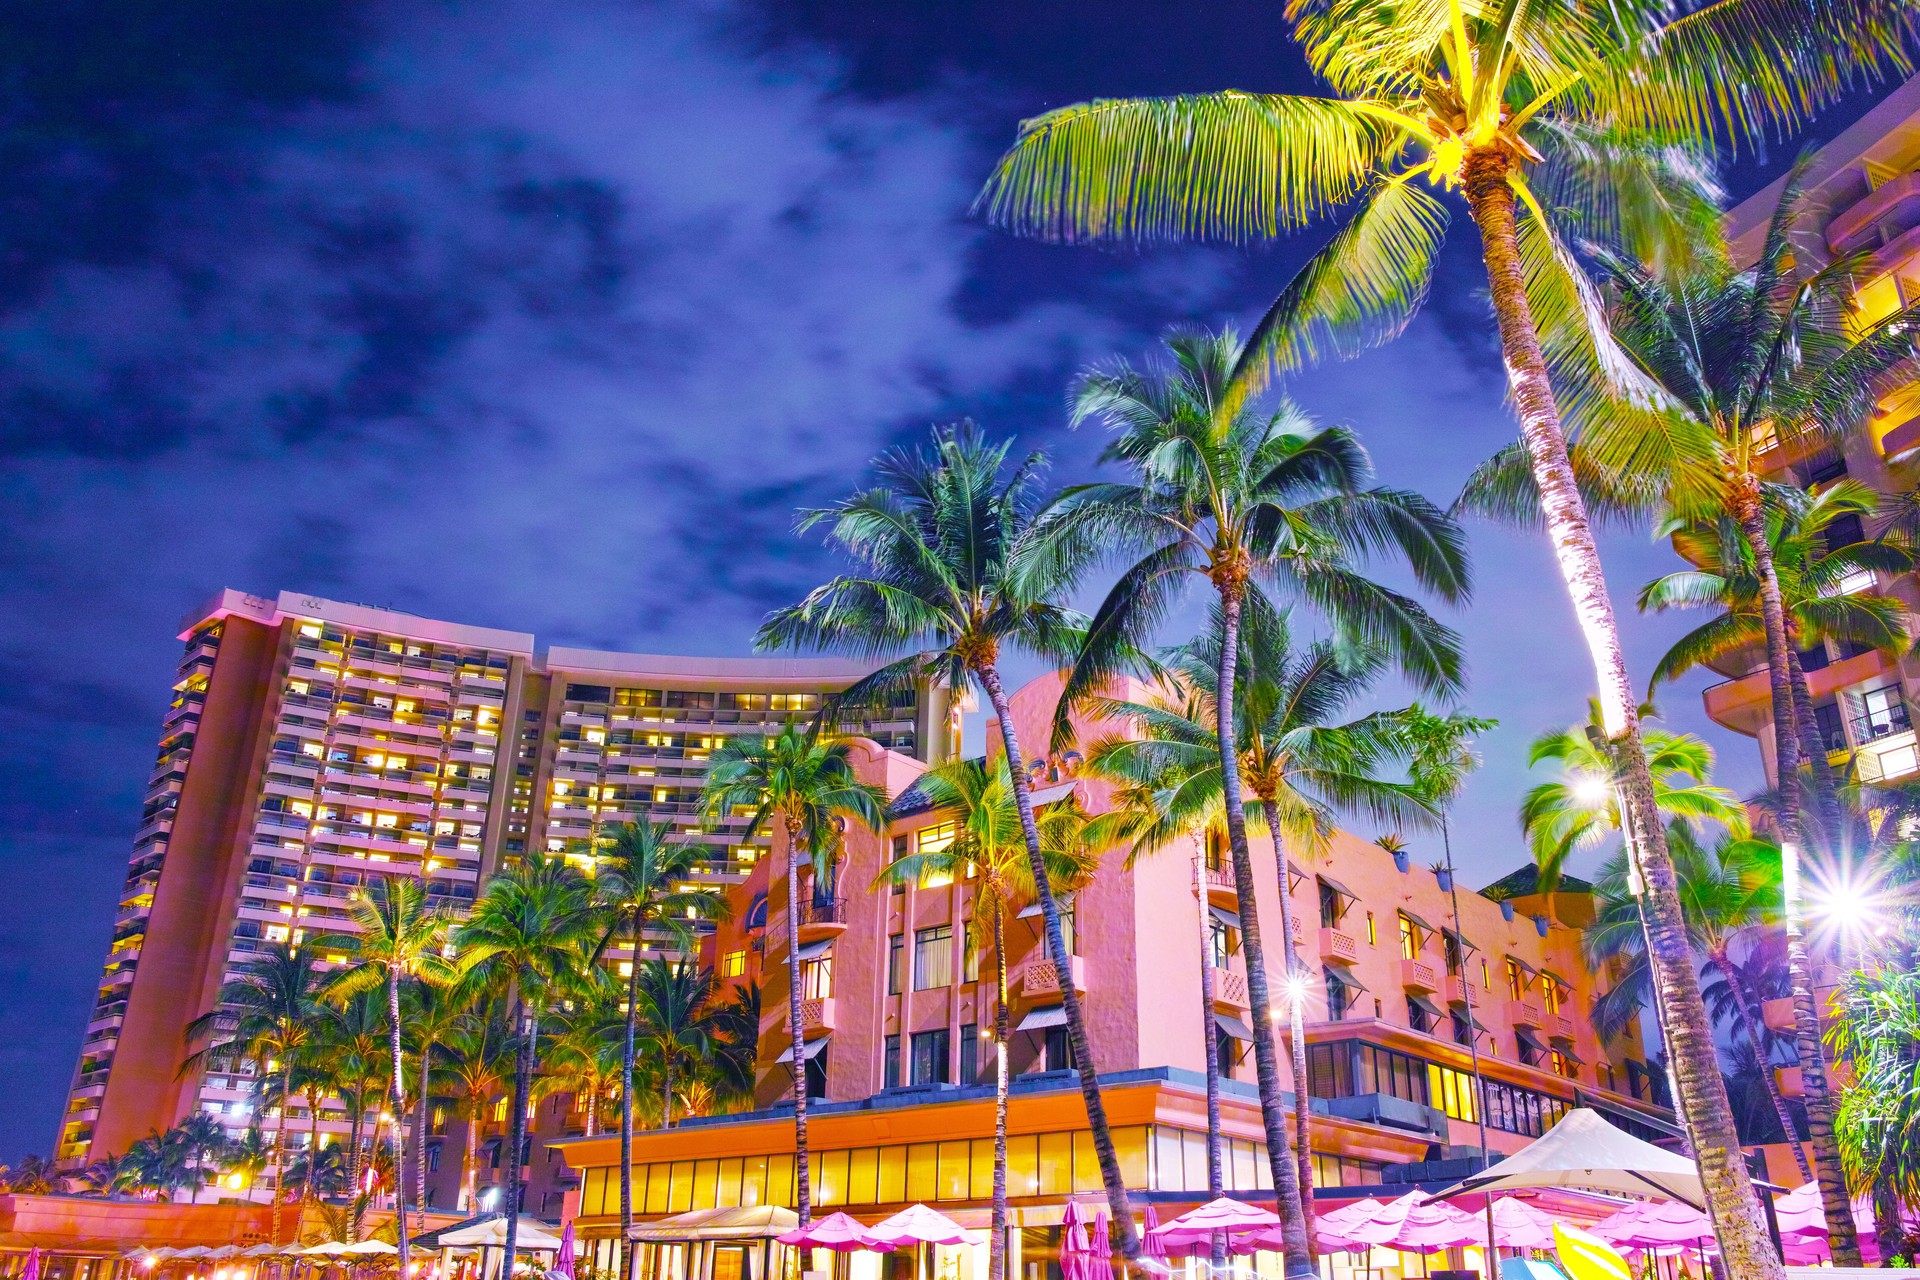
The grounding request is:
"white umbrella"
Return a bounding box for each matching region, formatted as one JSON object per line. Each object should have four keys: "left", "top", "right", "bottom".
{"left": 1438, "top": 1109, "right": 1708, "bottom": 1207}
{"left": 301, "top": 1244, "right": 353, "bottom": 1257}
{"left": 437, "top": 1220, "right": 563, "bottom": 1252}
{"left": 341, "top": 1243, "right": 398, "bottom": 1257}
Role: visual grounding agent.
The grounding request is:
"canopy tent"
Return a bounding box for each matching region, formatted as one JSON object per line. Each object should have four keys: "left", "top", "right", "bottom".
{"left": 1437, "top": 1109, "right": 1708, "bottom": 1207}
{"left": 634, "top": 1207, "right": 800, "bottom": 1243}
{"left": 439, "top": 1220, "right": 565, "bottom": 1251}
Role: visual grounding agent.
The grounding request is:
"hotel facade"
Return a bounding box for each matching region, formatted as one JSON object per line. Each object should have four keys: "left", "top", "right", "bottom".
{"left": 1707, "top": 76, "right": 1920, "bottom": 789}
{"left": 59, "top": 588, "right": 944, "bottom": 1220}
{"left": 552, "top": 671, "right": 1677, "bottom": 1277}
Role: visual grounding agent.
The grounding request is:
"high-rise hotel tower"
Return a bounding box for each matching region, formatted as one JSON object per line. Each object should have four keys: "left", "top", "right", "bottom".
{"left": 59, "top": 589, "right": 940, "bottom": 1178}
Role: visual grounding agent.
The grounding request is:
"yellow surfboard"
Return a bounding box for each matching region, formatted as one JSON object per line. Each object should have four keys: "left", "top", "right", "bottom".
{"left": 1554, "top": 1223, "right": 1635, "bottom": 1280}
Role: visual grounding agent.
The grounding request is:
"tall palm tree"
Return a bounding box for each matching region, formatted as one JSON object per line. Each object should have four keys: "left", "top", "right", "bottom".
{"left": 974, "top": 4, "right": 1915, "bottom": 1271}
{"left": 754, "top": 421, "right": 1150, "bottom": 1245}
{"left": 455, "top": 853, "right": 602, "bottom": 1268}
{"left": 702, "top": 724, "right": 885, "bottom": 1227}
{"left": 1520, "top": 703, "right": 1750, "bottom": 892}
{"left": 403, "top": 981, "right": 469, "bottom": 1213}
{"left": 1583, "top": 824, "right": 1808, "bottom": 1177}
{"left": 1828, "top": 962, "right": 1920, "bottom": 1260}
{"left": 439, "top": 1004, "right": 513, "bottom": 1213}
{"left": 317, "top": 876, "right": 456, "bottom": 1272}
{"left": 706, "top": 981, "right": 762, "bottom": 1112}
{"left": 318, "top": 990, "right": 393, "bottom": 1221}
{"left": 1050, "top": 329, "right": 1467, "bottom": 1269}
{"left": 588, "top": 819, "right": 729, "bottom": 1269}
{"left": 876, "top": 758, "right": 1100, "bottom": 1280}
{"left": 1085, "top": 607, "right": 1434, "bottom": 1245}
{"left": 537, "top": 996, "right": 620, "bottom": 1137}
{"left": 633, "top": 959, "right": 735, "bottom": 1130}
{"left": 182, "top": 940, "right": 321, "bottom": 1241}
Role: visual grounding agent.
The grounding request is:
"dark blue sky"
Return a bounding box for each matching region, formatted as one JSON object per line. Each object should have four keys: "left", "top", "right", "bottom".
{"left": 0, "top": 0, "right": 1890, "bottom": 1160}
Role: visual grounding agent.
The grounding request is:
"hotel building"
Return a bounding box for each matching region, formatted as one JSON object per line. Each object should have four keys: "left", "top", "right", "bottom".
{"left": 1707, "top": 75, "right": 1920, "bottom": 788}
{"left": 58, "top": 588, "right": 942, "bottom": 1214}
{"left": 553, "top": 670, "right": 1677, "bottom": 1277}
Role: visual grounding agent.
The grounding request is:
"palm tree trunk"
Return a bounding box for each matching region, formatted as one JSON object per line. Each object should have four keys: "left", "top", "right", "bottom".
{"left": 306, "top": 1090, "right": 323, "bottom": 1210}
{"left": 1462, "top": 149, "right": 1782, "bottom": 1280}
{"left": 416, "top": 1041, "right": 432, "bottom": 1215}
{"left": 347, "top": 1105, "right": 365, "bottom": 1225}
{"left": 782, "top": 813, "right": 812, "bottom": 1227}
{"left": 1211, "top": 587, "right": 1310, "bottom": 1275}
{"left": 1715, "top": 944, "right": 1811, "bottom": 1179}
{"left": 622, "top": 941, "right": 641, "bottom": 1280}
{"left": 991, "top": 909, "right": 1010, "bottom": 1280}
{"left": 1872, "top": 1174, "right": 1901, "bottom": 1262}
{"left": 504, "top": 991, "right": 537, "bottom": 1278}
{"left": 1733, "top": 498, "right": 1851, "bottom": 1251}
{"left": 273, "top": 1062, "right": 293, "bottom": 1244}
{"left": 388, "top": 970, "right": 411, "bottom": 1275}
{"left": 1260, "top": 800, "right": 1315, "bottom": 1252}
{"left": 1193, "top": 859, "right": 1226, "bottom": 1269}
{"left": 463, "top": 1100, "right": 480, "bottom": 1213}
{"left": 1783, "top": 645, "right": 1841, "bottom": 845}
{"left": 662, "top": 1056, "right": 677, "bottom": 1131}
{"left": 973, "top": 660, "right": 1140, "bottom": 1258}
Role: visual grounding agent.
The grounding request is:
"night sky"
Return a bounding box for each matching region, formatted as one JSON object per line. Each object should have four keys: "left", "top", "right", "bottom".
{"left": 0, "top": 1, "right": 1892, "bottom": 1161}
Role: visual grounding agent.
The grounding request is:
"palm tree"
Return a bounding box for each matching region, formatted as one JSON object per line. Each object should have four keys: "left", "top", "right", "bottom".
{"left": 403, "top": 981, "right": 469, "bottom": 1213}
{"left": 1583, "top": 824, "right": 1809, "bottom": 1177}
{"left": 876, "top": 757, "right": 1100, "bottom": 1280}
{"left": 1085, "top": 607, "right": 1435, "bottom": 1245}
{"left": 181, "top": 940, "right": 321, "bottom": 1240}
{"left": 1520, "top": 703, "right": 1750, "bottom": 892}
{"left": 634, "top": 959, "right": 739, "bottom": 1129}
{"left": 756, "top": 420, "right": 1153, "bottom": 1245}
{"left": 1828, "top": 962, "right": 1920, "bottom": 1260}
{"left": 455, "top": 853, "right": 601, "bottom": 1268}
{"left": 702, "top": 724, "right": 885, "bottom": 1227}
{"left": 588, "top": 819, "right": 729, "bottom": 1267}
{"left": 1050, "top": 329, "right": 1466, "bottom": 1268}
{"left": 317, "top": 991, "right": 393, "bottom": 1218}
{"left": 439, "top": 1003, "right": 513, "bottom": 1212}
{"left": 537, "top": 996, "right": 620, "bottom": 1137}
{"left": 317, "top": 876, "right": 456, "bottom": 1272}
{"left": 973, "top": 4, "right": 1915, "bottom": 1270}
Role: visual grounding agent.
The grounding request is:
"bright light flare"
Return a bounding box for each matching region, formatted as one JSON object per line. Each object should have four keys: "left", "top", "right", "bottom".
{"left": 1572, "top": 774, "right": 1613, "bottom": 806}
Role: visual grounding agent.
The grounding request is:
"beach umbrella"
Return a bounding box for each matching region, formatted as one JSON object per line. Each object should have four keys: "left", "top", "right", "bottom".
{"left": 147, "top": 1250, "right": 181, "bottom": 1263}
{"left": 1146, "top": 1197, "right": 1281, "bottom": 1256}
{"left": 301, "top": 1245, "right": 352, "bottom": 1257}
{"left": 1590, "top": 1201, "right": 1715, "bottom": 1251}
{"left": 1060, "top": 1219, "right": 1092, "bottom": 1280}
{"left": 1084, "top": 1211, "right": 1116, "bottom": 1280}
{"left": 1138, "top": 1205, "right": 1167, "bottom": 1263}
{"left": 1488, "top": 1198, "right": 1561, "bottom": 1251}
{"left": 776, "top": 1213, "right": 877, "bottom": 1252}
{"left": 553, "top": 1224, "right": 574, "bottom": 1280}
{"left": 864, "top": 1205, "right": 978, "bottom": 1248}
{"left": 175, "top": 1249, "right": 215, "bottom": 1261}
{"left": 341, "top": 1243, "right": 398, "bottom": 1256}
{"left": 1308, "top": 1199, "right": 1386, "bottom": 1254}
{"left": 1338, "top": 1191, "right": 1481, "bottom": 1253}
{"left": 22, "top": 1248, "right": 41, "bottom": 1280}
{"left": 208, "top": 1248, "right": 243, "bottom": 1261}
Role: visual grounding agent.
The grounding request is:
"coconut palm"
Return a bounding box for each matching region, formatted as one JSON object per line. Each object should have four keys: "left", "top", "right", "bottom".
{"left": 402, "top": 981, "right": 468, "bottom": 1213}
{"left": 316, "top": 876, "right": 456, "bottom": 1272}
{"left": 1521, "top": 703, "right": 1750, "bottom": 892}
{"left": 181, "top": 940, "right": 321, "bottom": 1240}
{"left": 1583, "top": 824, "right": 1809, "bottom": 1176}
{"left": 455, "top": 853, "right": 602, "bottom": 1267}
{"left": 702, "top": 724, "right": 885, "bottom": 1228}
{"left": 587, "top": 820, "right": 729, "bottom": 1266}
{"left": 876, "top": 757, "right": 1100, "bottom": 1280}
{"left": 755, "top": 420, "right": 1152, "bottom": 1245}
{"left": 1085, "top": 604, "right": 1435, "bottom": 1244}
{"left": 316, "top": 990, "right": 392, "bottom": 1217}
{"left": 537, "top": 996, "right": 620, "bottom": 1137}
{"left": 439, "top": 1003, "right": 513, "bottom": 1213}
{"left": 974, "top": 1, "right": 1915, "bottom": 1267}
{"left": 633, "top": 959, "right": 738, "bottom": 1130}
{"left": 706, "top": 981, "right": 762, "bottom": 1111}
{"left": 1048, "top": 329, "right": 1467, "bottom": 1269}
{"left": 1828, "top": 962, "right": 1920, "bottom": 1259}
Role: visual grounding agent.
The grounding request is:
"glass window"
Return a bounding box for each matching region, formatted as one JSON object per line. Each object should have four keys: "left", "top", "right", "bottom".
{"left": 644, "top": 1162, "right": 670, "bottom": 1214}
{"left": 740, "top": 1155, "right": 767, "bottom": 1207}
{"left": 1072, "top": 1132, "right": 1103, "bottom": 1192}
{"left": 814, "top": 1149, "right": 848, "bottom": 1207}
{"left": 960, "top": 1023, "right": 979, "bottom": 1084}
{"left": 883, "top": 1035, "right": 900, "bottom": 1089}
{"left": 1505, "top": 957, "right": 1526, "bottom": 999}
{"left": 1541, "top": 975, "right": 1562, "bottom": 1014}
{"left": 1038, "top": 1132, "right": 1073, "bottom": 1195}
{"left": 668, "top": 1160, "right": 694, "bottom": 1212}
{"left": 1114, "top": 1126, "right": 1150, "bottom": 1190}
{"left": 1006, "top": 1133, "right": 1039, "bottom": 1197}
{"left": 1366, "top": 911, "right": 1377, "bottom": 945}
{"left": 962, "top": 927, "right": 980, "bottom": 982}
{"left": 1152, "top": 1127, "right": 1184, "bottom": 1192}
{"left": 906, "top": 1143, "right": 938, "bottom": 1203}
{"left": 716, "top": 1158, "right": 743, "bottom": 1208}
{"left": 887, "top": 935, "right": 903, "bottom": 995}
{"left": 1443, "top": 931, "right": 1464, "bottom": 976}
{"left": 910, "top": 1028, "right": 950, "bottom": 1085}
{"left": 693, "top": 1160, "right": 718, "bottom": 1209}
{"left": 1399, "top": 913, "right": 1418, "bottom": 960}
{"left": 803, "top": 956, "right": 833, "bottom": 1000}
{"left": 877, "top": 1145, "right": 906, "bottom": 1204}
{"left": 767, "top": 1154, "right": 795, "bottom": 1208}
{"left": 937, "top": 1140, "right": 971, "bottom": 1200}
{"left": 1318, "top": 879, "right": 1344, "bottom": 928}
{"left": 721, "top": 949, "right": 747, "bottom": 978}
{"left": 918, "top": 823, "right": 957, "bottom": 858}
{"left": 1209, "top": 916, "right": 1235, "bottom": 968}
{"left": 970, "top": 1138, "right": 995, "bottom": 1199}
{"left": 914, "top": 925, "right": 953, "bottom": 990}
{"left": 1324, "top": 968, "right": 1352, "bottom": 1021}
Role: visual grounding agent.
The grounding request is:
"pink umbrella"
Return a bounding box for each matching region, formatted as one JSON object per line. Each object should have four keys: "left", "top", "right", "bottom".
{"left": 1060, "top": 1220, "right": 1093, "bottom": 1280}
{"left": 554, "top": 1222, "right": 576, "bottom": 1280}
{"left": 1590, "top": 1201, "right": 1715, "bottom": 1250}
{"left": 1085, "top": 1211, "right": 1116, "bottom": 1280}
{"left": 1139, "top": 1204, "right": 1168, "bottom": 1263}
{"left": 1488, "top": 1197, "right": 1560, "bottom": 1250}
{"left": 777, "top": 1213, "right": 879, "bottom": 1252}
{"left": 1147, "top": 1198, "right": 1282, "bottom": 1256}
{"left": 21, "top": 1249, "right": 40, "bottom": 1280}
{"left": 865, "top": 1205, "right": 979, "bottom": 1249}
{"left": 1341, "top": 1191, "right": 1481, "bottom": 1253}
{"left": 1308, "top": 1198, "right": 1386, "bottom": 1254}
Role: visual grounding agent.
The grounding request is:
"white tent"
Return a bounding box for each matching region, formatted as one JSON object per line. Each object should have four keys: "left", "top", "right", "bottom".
{"left": 1438, "top": 1108, "right": 1706, "bottom": 1206}
{"left": 438, "top": 1219, "right": 565, "bottom": 1252}
{"left": 629, "top": 1207, "right": 800, "bottom": 1242}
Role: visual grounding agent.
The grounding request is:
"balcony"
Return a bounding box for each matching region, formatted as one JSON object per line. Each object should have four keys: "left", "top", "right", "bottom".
{"left": 1400, "top": 958, "right": 1439, "bottom": 993}
{"left": 795, "top": 897, "right": 848, "bottom": 942}
{"left": 1210, "top": 967, "right": 1250, "bottom": 1013}
{"left": 1446, "top": 974, "right": 1471, "bottom": 1004}
{"left": 1545, "top": 1012, "right": 1575, "bottom": 1039}
{"left": 1204, "top": 866, "right": 1238, "bottom": 905}
{"left": 1762, "top": 996, "right": 1797, "bottom": 1033}
{"left": 1016, "top": 952, "right": 1088, "bottom": 1003}
{"left": 1505, "top": 999, "right": 1544, "bottom": 1029}
{"left": 1703, "top": 649, "right": 1891, "bottom": 736}
{"left": 799, "top": 997, "right": 836, "bottom": 1039}
{"left": 1826, "top": 171, "right": 1920, "bottom": 254}
{"left": 1319, "top": 927, "right": 1360, "bottom": 965}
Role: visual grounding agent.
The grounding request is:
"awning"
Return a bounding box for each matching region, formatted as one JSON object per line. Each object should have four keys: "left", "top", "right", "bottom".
{"left": 1441, "top": 926, "right": 1477, "bottom": 956}
{"left": 1509, "top": 955, "right": 1538, "bottom": 976}
{"left": 1017, "top": 892, "right": 1074, "bottom": 920}
{"left": 796, "top": 938, "right": 835, "bottom": 963}
{"left": 1408, "top": 994, "right": 1443, "bottom": 1019}
{"left": 1208, "top": 905, "right": 1241, "bottom": 930}
{"left": 1286, "top": 861, "right": 1309, "bottom": 891}
{"left": 802, "top": 1035, "right": 830, "bottom": 1059}
{"left": 1516, "top": 1027, "right": 1546, "bottom": 1053}
{"left": 630, "top": 1206, "right": 801, "bottom": 1242}
{"left": 1017, "top": 1004, "right": 1069, "bottom": 1031}
{"left": 1213, "top": 1012, "right": 1255, "bottom": 1041}
{"left": 1550, "top": 1035, "right": 1584, "bottom": 1064}
{"left": 1325, "top": 967, "right": 1367, "bottom": 995}
{"left": 1401, "top": 910, "right": 1438, "bottom": 936}
{"left": 1317, "top": 876, "right": 1358, "bottom": 901}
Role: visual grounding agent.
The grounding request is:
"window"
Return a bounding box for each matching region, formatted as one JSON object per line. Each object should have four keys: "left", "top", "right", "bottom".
{"left": 1399, "top": 913, "right": 1419, "bottom": 960}
{"left": 1208, "top": 915, "right": 1235, "bottom": 969}
{"left": 1550, "top": 1049, "right": 1578, "bottom": 1080}
{"left": 1442, "top": 930, "right": 1464, "bottom": 976}
{"left": 721, "top": 949, "right": 747, "bottom": 979}
{"left": 1541, "top": 975, "right": 1563, "bottom": 1014}
{"left": 806, "top": 1043, "right": 829, "bottom": 1099}
{"left": 890, "top": 838, "right": 908, "bottom": 895}
{"left": 1205, "top": 828, "right": 1228, "bottom": 874}
{"left": 1042, "top": 1026, "right": 1075, "bottom": 1072}
{"left": 913, "top": 925, "right": 953, "bottom": 991}
{"left": 887, "top": 934, "right": 904, "bottom": 995}
{"left": 1365, "top": 911, "right": 1377, "bottom": 945}
{"left": 910, "top": 1029, "right": 950, "bottom": 1085}
{"left": 1481, "top": 957, "right": 1491, "bottom": 988}
{"left": 1317, "top": 879, "right": 1346, "bottom": 928}
{"left": 918, "top": 823, "right": 957, "bottom": 859}
{"left": 962, "top": 927, "right": 979, "bottom": 983}
{"left": 1516, "top": 1032, "right": 1543, "bottom": 1067}
{"left": 1406, "top": 995, "right": 1435, "bottom": 1035}
{"left": 1450, "top": 1009, "right": 1474, "bottom": 1047}
{"left": 1505, "top": 957, "right": 1527, "bottom": 999}
{"left": 803, "top": 956, "right": 833, "bottom": 1001}
{"left": 960, "top": 1024, "right": 979, "bottom": 1084}
{"left": 427, "top": 1145, "right": 440, "bottom": 1172}
{"left": 1482, "top": 1078, "right": 1569, "bottom": 1137}
{"left": 1050, "top": 901, "right": 1078, "bottom": 961}
{"left": 883, "top": 1035, "right": 901, "bottom": 1089}
{"left": 1324, "top": 967, "right": 1353, "bottom": 1021}
{"left": 1426, "top": 1062, "right": 1479, "bottom": 1122}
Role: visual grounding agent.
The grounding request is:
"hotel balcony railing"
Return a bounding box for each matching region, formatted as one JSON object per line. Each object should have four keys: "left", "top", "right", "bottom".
{"left": 796, "top": 898, "right": 848, "bottom": 939}
{"left": 1210, "top": 966, "right": 1250, "bottom": 1012}
{"left": 1016, "top": 951, "right": 1088, "bottom": 1002}
{"left": 1506, "top": 998, "right": 1544, "bottom": 1028}
{"left": 1319, "top": 926, "right": 1360, "bottom": 964}
{"left": 799, "top": 996, "right": 836, "bottom": 1039}
{"left": 1204, "top": 866, "right": 1237, "bottom": 900}
{"left": 1400, "top": 957, "right": 1440, "bottom": 993}
{"left": 1545, "top": 1012, "right": 1575, "bottom": 1039}
{"left": 1850, "top": 700, "right": 1914, "bottom": 744}
{"left": 1445, "top": 973, "right": 1471, "bottom": 1003}
{"left": 1762, "top": 996, "right": 1797, "bottom": 1032}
